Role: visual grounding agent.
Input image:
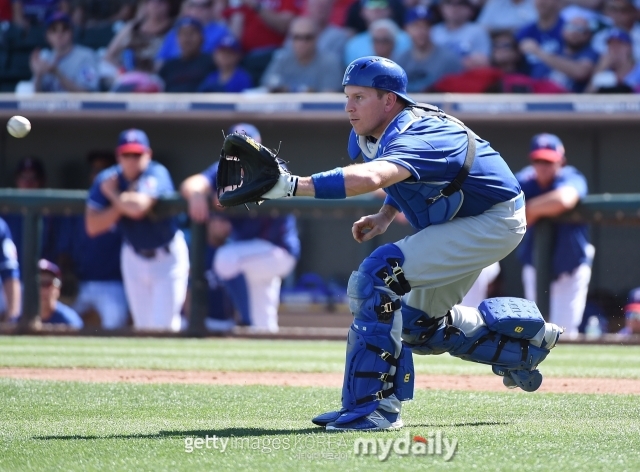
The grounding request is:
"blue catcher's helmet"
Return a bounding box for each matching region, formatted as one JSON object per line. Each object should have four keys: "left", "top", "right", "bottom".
{"left": 342, "top": 56, "right": 416, "bottom": 105}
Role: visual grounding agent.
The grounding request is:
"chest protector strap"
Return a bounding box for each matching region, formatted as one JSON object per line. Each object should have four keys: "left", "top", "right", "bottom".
{"left": 410, "top": 103, "right": 477, "bottom": 205}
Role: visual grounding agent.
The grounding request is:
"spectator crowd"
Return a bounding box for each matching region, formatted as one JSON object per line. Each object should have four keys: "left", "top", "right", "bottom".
{"left": 1, "top": 0, "right": 640, "bottom": 93}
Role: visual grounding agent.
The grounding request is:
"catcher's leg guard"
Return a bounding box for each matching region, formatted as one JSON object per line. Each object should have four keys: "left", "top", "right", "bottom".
{"left": 333, "top": 244, "right": 412, "bottom": 425}
{"left": 403, "top": 299, "right": 562, "bottom": 391}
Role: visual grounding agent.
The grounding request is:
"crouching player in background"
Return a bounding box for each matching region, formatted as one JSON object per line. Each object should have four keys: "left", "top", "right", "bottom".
{"left": 181, "top": 123, "right": 299, "bottom": 333}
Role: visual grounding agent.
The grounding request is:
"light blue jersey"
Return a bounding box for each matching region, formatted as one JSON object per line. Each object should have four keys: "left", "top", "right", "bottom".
{"left": 351, "top": 108, "right": 521, "bottom": 230}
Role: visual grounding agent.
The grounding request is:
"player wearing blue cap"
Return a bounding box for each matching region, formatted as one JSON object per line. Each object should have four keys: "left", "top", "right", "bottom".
{"left": 251, "top": 56, "right": 563, "bottom": 431}
{"left": 86, "top": 129, "right": 189, "bottom": 332}
{"left": 181, "top": 123, "right": 299, "bottom": 332}
{"left": 36, "top": 259, "right": 83, "bottom": 329}
{"left": 516, "top": 133, "right": 594, "bottom": 338}
{"left": 0, "top": 217, "right": 21, "bottom": 321}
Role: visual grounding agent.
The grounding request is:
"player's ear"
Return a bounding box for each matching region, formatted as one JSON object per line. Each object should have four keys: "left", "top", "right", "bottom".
{"left": 384, "top": 92, "right": 397, "bottom": 112}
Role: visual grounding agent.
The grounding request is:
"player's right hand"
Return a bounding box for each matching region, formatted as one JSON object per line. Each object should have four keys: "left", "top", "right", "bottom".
{"left": 352, "top": 212, "right": 393, "bottom": 243}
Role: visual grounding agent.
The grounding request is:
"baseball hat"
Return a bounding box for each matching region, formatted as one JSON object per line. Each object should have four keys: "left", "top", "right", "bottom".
{"left": 175, "top": 16, "right": 204, "bottom": 32}
{"left": 45, "top": 11, "right": 71, "bottom": 28}
{"left": 38, "top": 259, "right": 62, "bottom": 279}
{"left": 607, "top": 28, "right": 632, "bottom": 44}
{"left": 116, "top": 129, "right": 151, "bottom": 154}
{"left": 529, "top": 133, "right": 565, "bottom": 162}
{"left": 228, "top": 123, "right": 261, "bottom": 143}
{"left": 405, "top": 5, "right": 433, "bottom": 26}
{"left": 216, "top": 34, "right": 241, "bottom": 52}
{"left": 15, "top": 156, "right": 46, "bottom": 179}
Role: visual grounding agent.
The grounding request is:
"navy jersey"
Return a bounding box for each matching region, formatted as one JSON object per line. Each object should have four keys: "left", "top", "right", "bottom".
{"left": 201, "top": 163, "right": 301, "bottom": 258}
{"left": 87, "top": 162, "right": 178, "bottom": 252}
{"left": 516, "top": 165, "right": 590, "bottom": 277}
{"left": 516, "top": 18, "right": 565, "bottom": 79}
{"left": 0, "top": 217, "right": 19, "bottom": 281}
{"left": 44, "top": 302, "right": 84, "bottom": 329}
{"left": 356, "top": 108, "right": 521, "bottom": 230}
{"left": 55, "top": 215, "right": 123, "bottom": 282}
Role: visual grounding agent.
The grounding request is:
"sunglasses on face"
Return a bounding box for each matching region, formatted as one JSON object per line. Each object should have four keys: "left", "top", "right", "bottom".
{"left": 493, "top": 41, "right": 515, "bottom": 49}
{"left": 119, "top": 153, "right": 144, "bottom": 159}
{"left": 40, "top": 278, "right": 61, "bottom": 288}
{"left": 373, "top": 36, "right": 393, "bottom": 43}
{"left": 564, "top": 24, "right": 591, "bottom": 34}
{"left": 188, "top": 0, "right": 213, "bottom": 7}
{"left": 292, "top": 34, "right": 315, "bottom": 41}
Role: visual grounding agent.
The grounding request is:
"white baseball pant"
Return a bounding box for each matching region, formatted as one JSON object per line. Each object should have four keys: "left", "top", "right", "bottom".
{"left": 121, "top": 231, "right": 189, "bottom": 332}
{"left": 522, "top": 245, "right": 594, "bottom": 337}
{"left": 73, "top": 281, "right": 129, "bottom": 329}
{"left": 214, "top": 239, "right": 296, "bottom": 332}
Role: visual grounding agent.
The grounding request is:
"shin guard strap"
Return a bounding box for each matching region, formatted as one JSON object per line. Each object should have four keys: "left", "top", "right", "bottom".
{"left": 354, "top": 372, "right": 395, "bottom": 382}
{"left": 366, "top": 344, "right": 398, "bottom": 366}
{"left": 356, "top": 387, "right": 395, "bottom": 406}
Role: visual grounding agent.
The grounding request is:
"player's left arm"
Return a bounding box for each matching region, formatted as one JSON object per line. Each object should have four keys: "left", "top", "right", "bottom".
{"left": 99, "top": 173, "right": 156, "bottom": 220}
{"left": 295, "top": 160, "right": 412, "bottom": 197}
{"left": 525, "top": 186, "right": 581, "bottom": 225}
{"left": 2, "top": 277, "right": 21, "bottom": 320}
{"left": 116, "top": 192, "right": 157, "bottom": 219}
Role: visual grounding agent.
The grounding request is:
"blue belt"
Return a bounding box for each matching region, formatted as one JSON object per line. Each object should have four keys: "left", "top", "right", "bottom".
{"left": 514, "top": 193, "right": 525, "bottom": 211}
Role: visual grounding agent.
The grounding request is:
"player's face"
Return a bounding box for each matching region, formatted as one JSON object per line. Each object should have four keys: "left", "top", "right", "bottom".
{"left": 531, "top": 159, "right": 562, "bottom": 188}
{"left": 344, "top": 85, "right": 391, "bottom": 138}
{"left": 177, "top": 24, "right": 203, "bottom": 58}
{"left": 46, "top": 22, "right": 73, "bottom": 51}
{"left": 39, "top": 273, "right": 61, "bottom": 303}
{"left": 117, "top": 151, "right": 152, "bottom": 180}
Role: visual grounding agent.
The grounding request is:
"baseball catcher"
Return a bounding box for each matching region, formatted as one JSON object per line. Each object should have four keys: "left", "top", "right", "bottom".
{"left": 218, "top": 56, "right": 563, "bottom": 432}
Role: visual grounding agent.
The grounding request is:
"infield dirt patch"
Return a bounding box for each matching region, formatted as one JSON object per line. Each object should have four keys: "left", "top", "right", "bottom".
{"left": 1, "top": 368, "right": 639, "bottom": 394}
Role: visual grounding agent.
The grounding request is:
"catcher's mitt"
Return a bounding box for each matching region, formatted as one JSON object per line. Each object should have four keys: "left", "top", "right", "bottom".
{"left": 216, "top": 132, "right": 293, "bottom": 207}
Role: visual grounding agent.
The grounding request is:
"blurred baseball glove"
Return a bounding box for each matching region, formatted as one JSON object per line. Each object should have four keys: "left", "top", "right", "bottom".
{"left": 216, "top": 132, "right": 297, "bottom": 207}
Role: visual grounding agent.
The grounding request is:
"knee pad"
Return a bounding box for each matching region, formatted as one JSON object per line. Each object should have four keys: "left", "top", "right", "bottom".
{"left": 401, "top": 303, "right": 444, "bottom": 353}
{"left": 357, "top": 243, "right": 411, "bottom": 297}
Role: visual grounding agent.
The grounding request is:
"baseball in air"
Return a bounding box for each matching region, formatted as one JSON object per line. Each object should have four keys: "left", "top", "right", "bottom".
{"left": 6, "top": 116, "right": 31, "bottom": 138}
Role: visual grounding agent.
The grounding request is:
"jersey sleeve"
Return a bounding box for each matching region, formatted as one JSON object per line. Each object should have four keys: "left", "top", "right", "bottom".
{"left": 383, "top": 194, "right": 402, "bottom": 212}
{"left": 136, "top": 164, "right": 175, "bottom": 198}
{"left": 556, "top": 167, "right": 588, "bottom": 198}
{"left": 515, "top": 166, "right": 536, "bottom": 185}
{"left": 87, "top": 167, "right": 116, "bottom": 210}
{"left": 0, "top": 220, "right": 19, "bottom": 281}
{"left": 200, "top": 162, "right": 219, "bottom": 190}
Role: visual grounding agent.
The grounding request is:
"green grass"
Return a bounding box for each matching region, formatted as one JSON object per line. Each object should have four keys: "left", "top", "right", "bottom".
{"left": 1, "top": 379, "right": 639, "bottom": 472}
{"left": 1, "top": 336, "right": 640, "bottom": 378}
{"left": 2, "top": 337, "right": 640, "bottom": 471}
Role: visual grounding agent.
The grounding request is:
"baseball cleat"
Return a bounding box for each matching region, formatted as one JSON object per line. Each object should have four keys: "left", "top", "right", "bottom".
{"left": 326, "top": 409, "right": 403, "bottom": 432}
{"left": 311, "top": 409, "right": 345, "bottom": 427}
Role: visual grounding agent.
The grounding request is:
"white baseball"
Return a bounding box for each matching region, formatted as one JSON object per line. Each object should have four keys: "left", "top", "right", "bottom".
{"left": 7, "top": 116, "right": 31, "bottom": 138}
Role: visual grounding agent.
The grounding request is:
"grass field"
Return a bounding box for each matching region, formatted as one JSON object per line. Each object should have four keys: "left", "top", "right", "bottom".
{"left": 1, "top": 337, "right": 640, "bottom": 471}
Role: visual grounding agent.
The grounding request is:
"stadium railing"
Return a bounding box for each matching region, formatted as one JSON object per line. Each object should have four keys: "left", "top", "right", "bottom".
{"left": 0, "top": 189, "right": 639, "bottom": 335}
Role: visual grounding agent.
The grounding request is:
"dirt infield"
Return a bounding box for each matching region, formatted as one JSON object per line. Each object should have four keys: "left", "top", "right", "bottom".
{"left": 1, "top": 368, "right": 640, "bottom": 394}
